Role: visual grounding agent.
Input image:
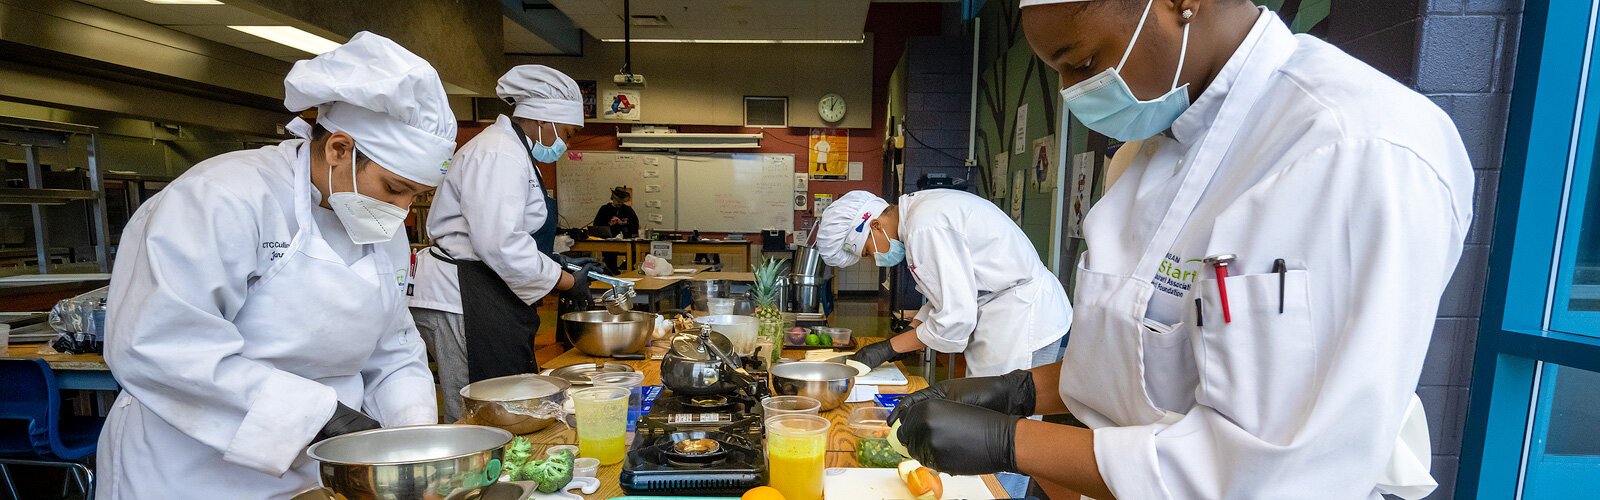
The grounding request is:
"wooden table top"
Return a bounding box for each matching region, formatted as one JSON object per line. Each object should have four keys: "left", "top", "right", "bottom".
{"left": 4, "top": 343, "right": 108, "bottom": 371}
{"left": 526, "top": 338, "right": 1007, "bottom": 498}
{"left": 693, "top": 271, "right": 757, "bottom": 282}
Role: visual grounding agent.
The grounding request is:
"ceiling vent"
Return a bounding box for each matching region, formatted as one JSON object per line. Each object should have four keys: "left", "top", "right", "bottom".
{"left": 630, "top": 15, "right": 671, "bottom": 27}
{"left": 744, "top": 97, "right": 788, "bottom": 128}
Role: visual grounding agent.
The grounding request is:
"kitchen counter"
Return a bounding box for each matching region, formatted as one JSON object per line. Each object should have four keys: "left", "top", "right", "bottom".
{"left": 524, "top": 337, "right": 1008, "bottom": 498}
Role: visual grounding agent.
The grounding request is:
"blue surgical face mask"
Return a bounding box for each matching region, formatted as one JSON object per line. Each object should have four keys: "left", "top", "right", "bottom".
{"left": 1059, "top": 0, "right": 1191, "bottom": 142}
{"left": 873, "top": 227, "right": 907, "bottom": 267}
{"left": 530, "top": 123, "right": 566, "bottom": 163}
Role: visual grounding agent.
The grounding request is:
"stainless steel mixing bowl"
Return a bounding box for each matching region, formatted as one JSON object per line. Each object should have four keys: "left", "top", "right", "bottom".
{"left": 459, "top": 374, "right": 570, "bottom": 434}
{"left": 560, "top": 310, "right": 656, "bottom": 356}
{"left": 769, "top": 361, "right": 858, "bottom": 410}
{"left": 305, "top": 425, "right": 512, "bottom": 500}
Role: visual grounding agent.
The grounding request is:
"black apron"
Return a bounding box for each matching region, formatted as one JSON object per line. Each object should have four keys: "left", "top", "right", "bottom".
{"left": 451, "top": 119, "right": 561, "bottom": 382}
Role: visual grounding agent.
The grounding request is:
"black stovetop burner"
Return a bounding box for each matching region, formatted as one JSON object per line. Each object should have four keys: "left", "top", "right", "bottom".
{"left": 620, "top": 391, "right": 768, "bottom": 495}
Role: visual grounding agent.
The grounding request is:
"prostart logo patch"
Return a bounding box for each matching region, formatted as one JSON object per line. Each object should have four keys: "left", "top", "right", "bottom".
{"left": 854, "top": 212, "right": 872, "bottom": 233}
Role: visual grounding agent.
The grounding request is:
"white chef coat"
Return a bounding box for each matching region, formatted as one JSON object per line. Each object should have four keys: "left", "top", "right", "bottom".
{"left": 901, "top": 189, "right": 1072, "bottom": 376}
{"left": 410, "top": 115, "right": 563, "bottom": 314}
{"left": 98, "top": 140, "right": 437, "bottom": 498}
{"left": 1058, "top": 10, "right": 1472, "bottom": 499}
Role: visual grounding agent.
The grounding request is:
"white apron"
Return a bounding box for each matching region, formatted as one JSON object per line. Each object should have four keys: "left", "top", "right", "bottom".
{"left": 98, "top": 144, "right": 414, "bottom": 499}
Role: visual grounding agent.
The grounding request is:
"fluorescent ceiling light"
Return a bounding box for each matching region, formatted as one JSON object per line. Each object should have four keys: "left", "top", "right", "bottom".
{"left": 599, "top": 37, "right": 865, "bottom": 44}
{"left": 229, "top": 25, "right": 341, "bottom": 55}
{"left": 144, "top": 0, "right": 225, "bottom": 4}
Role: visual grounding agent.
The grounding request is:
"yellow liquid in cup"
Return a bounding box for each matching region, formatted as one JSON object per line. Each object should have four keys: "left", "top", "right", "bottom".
{"left": 767, "top": 428, "right": 827, "bottom": 500}
{"left": 579, "top": 432, "right": 626, "bottom": 465}
{"left": 573, "top": 387, "right": 630, "bottom": 465}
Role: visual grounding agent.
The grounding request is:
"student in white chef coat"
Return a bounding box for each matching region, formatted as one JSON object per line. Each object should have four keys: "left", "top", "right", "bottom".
{"left": 815, "top": 189, "right": 1072, "bottom": 377}
{"left": 410, "top": 65, "right": 599, "bottom": 421}
{"left": 97, "top": 32, "right": 456, "bottom": 498}
{"left": 889, "top": 1, "right": 1473, "bottom": 499}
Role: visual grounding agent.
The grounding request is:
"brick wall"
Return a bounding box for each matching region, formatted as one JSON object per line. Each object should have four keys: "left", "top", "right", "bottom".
{"left": 1412, "top": 0, "right": 1523, "bottom": 497}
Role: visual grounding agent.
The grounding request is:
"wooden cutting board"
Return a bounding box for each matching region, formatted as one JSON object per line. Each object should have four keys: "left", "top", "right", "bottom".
{"left": 822, "top": 467, "right": 996, "bottom": 499}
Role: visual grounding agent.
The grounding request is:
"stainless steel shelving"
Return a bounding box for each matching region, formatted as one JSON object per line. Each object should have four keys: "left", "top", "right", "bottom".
{"left": 0, "top": 117, "right": 111, "bottom": 274}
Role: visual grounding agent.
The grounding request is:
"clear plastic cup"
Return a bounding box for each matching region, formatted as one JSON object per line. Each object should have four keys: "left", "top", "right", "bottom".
{"left": 572, "top": 457, "right": 601, "bottom": 478}
{"left": 590, "top": 371, "right": 646, "bottom": 432}
{"left": 766, "top": 414, "right": 830, "bottom": 500}
{"left": 570, "top": 386, "right": 630, "bottom": 465}
{"left": 848, "top": 406, "right": 899, "bottom": 468}
{"left": 706, "top": 297, "right": 736, "bottom": 315}
{"left": 761, "top": 395, "right": 821, "bottom": 422}
{"left": 827, "top": 327, "right": 853, "bottom": 346}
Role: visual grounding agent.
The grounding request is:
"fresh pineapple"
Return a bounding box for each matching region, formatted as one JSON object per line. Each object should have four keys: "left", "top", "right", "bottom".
{"left": 752, "top": 257, "right": 788, "bottom": 364}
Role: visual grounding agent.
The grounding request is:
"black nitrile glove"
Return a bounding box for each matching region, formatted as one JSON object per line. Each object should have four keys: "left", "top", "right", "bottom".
{"left": 561, "top": 262, "right": 603, "bottom": 310}
{"left": 846, "top": 339, "right": 913, "bottom": 369}
{"left": 316, "top": 403, "right": 379, "bottom": 442}
{"left": 895, "top": 399, "right": 1019, "bottom": 476}
{"left": 889, "top": 369, "right": 1036, "bottom": 424}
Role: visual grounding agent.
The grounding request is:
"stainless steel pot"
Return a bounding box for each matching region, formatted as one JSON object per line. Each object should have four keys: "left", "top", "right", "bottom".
{"left": 560, "top": 310, "right": 655, "bottom": 356}
{"left": 305, "top": 425, "right": 512, "bottom": 500}
{"left": 770, "top": 361, "right": 857, "bottom": 410}
{"left": 459, "top": 374, "right": 569, "bottom": 434}
{"left": 660, "top": 327, "right": 752, "bottom": 396}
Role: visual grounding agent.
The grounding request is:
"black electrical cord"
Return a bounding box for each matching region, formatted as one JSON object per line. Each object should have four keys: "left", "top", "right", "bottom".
{"left": 902, "top": 126, "right": 972, "bottom": 164}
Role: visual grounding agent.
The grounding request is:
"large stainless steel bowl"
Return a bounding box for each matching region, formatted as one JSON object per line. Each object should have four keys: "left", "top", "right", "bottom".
{"left": 306, "top": 425, "right": 512, "bottom": 500}
{"left": 769, "top": 361, "right": 858, "bottom": 410}
{"left": 560, "top": 310, "right": 656, "bottom": 356}
{"left": 460, "top": 374, "right": 570, "bottom": 434}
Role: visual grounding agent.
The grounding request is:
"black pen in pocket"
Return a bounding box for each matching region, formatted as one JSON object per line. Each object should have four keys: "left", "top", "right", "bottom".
{"left": 1194, "top": 298, "right": 1205, "bottom": 327}
{"left": 1272, "top": 259, "right": 1287, "bottom": 314}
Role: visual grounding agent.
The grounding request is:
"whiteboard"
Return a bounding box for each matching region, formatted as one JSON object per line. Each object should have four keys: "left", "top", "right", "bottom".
{"left": 674, "top": 153, "right": 795, "bottom": 233}
{"left": 555, "top": 151, "right": 677, "bottom": 231}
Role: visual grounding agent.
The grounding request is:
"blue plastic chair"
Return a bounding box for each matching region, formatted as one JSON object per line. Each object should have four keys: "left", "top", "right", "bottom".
{"left": 0, "top": 358, "right": 103, "bottom": 500}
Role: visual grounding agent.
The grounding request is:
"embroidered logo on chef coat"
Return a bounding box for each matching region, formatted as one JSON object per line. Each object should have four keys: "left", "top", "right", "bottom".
{"left": 1152, "top": 253, "right": 1202, "bottom": 299}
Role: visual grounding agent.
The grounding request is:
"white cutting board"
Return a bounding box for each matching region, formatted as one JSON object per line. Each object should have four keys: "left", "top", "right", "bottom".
{"left": 822, "top": 468, "right": 995, "bottom": 499}
{"left": 855, "top": 365, "right": 909, "bottom": 386}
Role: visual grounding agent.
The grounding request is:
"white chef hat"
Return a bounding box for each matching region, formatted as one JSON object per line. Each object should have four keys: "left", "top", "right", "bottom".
{"left": 1020, "top": 0, "right": 1096, "bottom": 6}
{"left": 283, "top": 31, "right": 457, "bottom": 187}
{"left": 815, "top": 191, "right": 890, "bottom": 268}
{"left": 496, "top": 65, "right": 585, "bottom": 126}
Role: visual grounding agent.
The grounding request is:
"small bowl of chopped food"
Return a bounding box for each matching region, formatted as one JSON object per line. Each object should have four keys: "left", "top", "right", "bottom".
{"left": 848, "top": 406, "right": 903, "bottom": 468}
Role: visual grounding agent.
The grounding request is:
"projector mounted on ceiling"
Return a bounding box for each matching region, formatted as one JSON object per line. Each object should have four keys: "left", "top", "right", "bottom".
{"left": 613, "top": 73, "right": 646, "bottom": 87}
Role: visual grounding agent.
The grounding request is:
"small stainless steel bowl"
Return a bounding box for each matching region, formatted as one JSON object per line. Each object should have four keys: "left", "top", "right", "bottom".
{"left": 769, "top": 361, "right": 858, "bottom": 410}
{"left": 560, "top": 310, "right": 656, "bottom": 357}
{"left": 306, "top": 424, "right": 512, "bottom": 500}
{"left": 459, "top": 374, "right": 570, "bottom": 434}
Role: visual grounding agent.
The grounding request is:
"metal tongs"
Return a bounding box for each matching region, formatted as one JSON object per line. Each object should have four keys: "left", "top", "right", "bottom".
{"left": 563, "top": 263, "right": 636, "bottom": 314}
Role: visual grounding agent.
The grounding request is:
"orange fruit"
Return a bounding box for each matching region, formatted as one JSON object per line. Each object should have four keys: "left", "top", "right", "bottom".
{"left": 742, "top": 486, "right": 786, "bottom": 500}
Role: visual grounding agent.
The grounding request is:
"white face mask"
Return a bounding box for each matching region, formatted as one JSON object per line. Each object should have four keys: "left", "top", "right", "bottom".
{"left": 327, "top": 152, "right": 408, "bottom": 245}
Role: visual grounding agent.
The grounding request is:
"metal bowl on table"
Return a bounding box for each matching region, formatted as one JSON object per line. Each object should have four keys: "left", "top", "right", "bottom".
{"left": 305, "top": 424, "right": 512, "bottom": 500}
{"left": 560, "top": 310, "right": 656, "bottom": 357}
{"left": 769, "top": 361, "right": 858, "bottom": 410}
{"left": 459, "top": 374, "right": 569, "bottom": 434}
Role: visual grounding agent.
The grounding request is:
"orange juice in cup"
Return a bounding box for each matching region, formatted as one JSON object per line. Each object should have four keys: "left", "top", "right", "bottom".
{"left": 766, "top": 413, "right": 830, "bottom": 500}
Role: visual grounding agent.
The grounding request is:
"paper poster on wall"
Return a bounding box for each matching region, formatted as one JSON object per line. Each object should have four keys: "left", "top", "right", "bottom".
{"left": 578, "top": 80, "right": 597, "bottom": 118}
{"left": 602, "top": 89, "right": 641, "bottom": 121}
{"left": 794, "top": 173, "right": 809, "bottom": 191}
{"left": 808, "top": 129, "right": 849, "bottom": 179}
{"left": 1032, "top": 134, "right": 1057, "bottom": 193}
{"left": 991, "top": 153, "right": 1008, "bottom": 199}
{"left": 1010, "top": 170, "right": 1026, "bottom": 224}
{"left": 1013, "top": 104, "right": 1029, "bottom": 152}
{"left": 813, "top": 193, "right": 834, "bottom": 216}
{"left": 1068, "top": 151, "right": 1097, "bottom": 239}
{"left": 847, "top": 161, "right": 864, "bottom": 180}
{"left": 651, "top": 241, "right": 673, "bottom": 259}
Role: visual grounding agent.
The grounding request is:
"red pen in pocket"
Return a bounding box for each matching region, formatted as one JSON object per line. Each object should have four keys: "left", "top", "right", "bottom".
{"left": 1204, "top": 254, "right": 1236, "bottom": 323}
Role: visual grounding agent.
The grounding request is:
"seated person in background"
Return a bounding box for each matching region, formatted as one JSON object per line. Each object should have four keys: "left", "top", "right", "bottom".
{"left": 592, "top": 187, "right": 639, "bottom": 272}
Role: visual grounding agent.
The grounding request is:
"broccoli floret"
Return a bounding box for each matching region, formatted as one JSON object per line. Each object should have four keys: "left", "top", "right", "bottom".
{"left": 503, "top": 437, "right": 535, "bottom": 472}
{"left": 532, "top": 450, "right": 574, "bottom": 493}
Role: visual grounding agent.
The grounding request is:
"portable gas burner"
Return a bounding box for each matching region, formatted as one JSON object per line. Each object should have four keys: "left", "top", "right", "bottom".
{"left": 619, "top": 412, "right": 768, "bottom": 495}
